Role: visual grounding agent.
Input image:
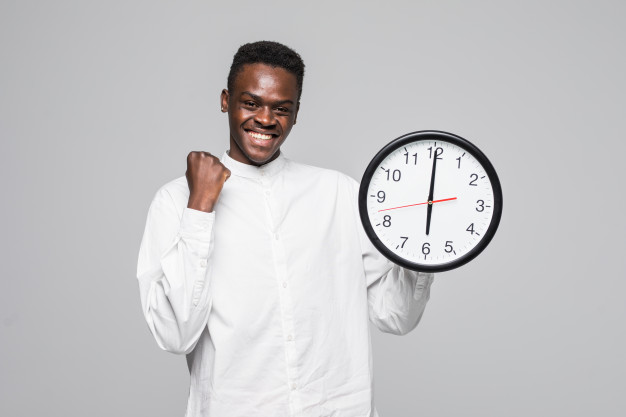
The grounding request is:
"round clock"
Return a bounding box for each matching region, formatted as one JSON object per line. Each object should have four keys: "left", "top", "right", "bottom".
{"left": 358, "top": 130, "right": 503, "bottom": 273}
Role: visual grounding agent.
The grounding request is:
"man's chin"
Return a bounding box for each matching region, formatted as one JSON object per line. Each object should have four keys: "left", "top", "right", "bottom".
{"left": 242, "top": 147, "right": 279, "bottom": 166}
{"left": 230, "top": 135, "right": 282, "bottom": 166}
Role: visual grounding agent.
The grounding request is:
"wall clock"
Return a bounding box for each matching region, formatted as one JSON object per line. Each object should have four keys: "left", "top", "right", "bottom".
{"left": 358, "top": 130, "right": 503, "bottom": 272}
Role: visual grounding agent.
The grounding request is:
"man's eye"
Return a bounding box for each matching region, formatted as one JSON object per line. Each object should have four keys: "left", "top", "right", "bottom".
{"left": 276, "top": 107, "right": 290, "bottom": 113}
{"left": 244, "top": 101, "right": 257, "bottom": 108}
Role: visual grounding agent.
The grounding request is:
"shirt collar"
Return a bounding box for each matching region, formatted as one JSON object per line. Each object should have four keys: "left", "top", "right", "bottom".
{"left": 220, "top": 150, "right": 287, "bottom": 179}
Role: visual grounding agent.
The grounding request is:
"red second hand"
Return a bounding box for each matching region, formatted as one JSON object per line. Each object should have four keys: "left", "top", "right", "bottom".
{"left": 378, "top": 197, "right": 457, "bottom": 212}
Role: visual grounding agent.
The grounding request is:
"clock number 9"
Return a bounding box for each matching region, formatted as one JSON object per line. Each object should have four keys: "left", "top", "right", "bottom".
{"left": 383, "top": 215, "right": 391, "bottom": 227}
{"left": 377, "top": 191, "right": 385, "bottom": 203}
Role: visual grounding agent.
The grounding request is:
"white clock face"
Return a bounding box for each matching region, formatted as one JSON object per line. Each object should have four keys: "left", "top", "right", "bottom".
{"left": 366, "top": 138, "right": 496, "bottom": 267}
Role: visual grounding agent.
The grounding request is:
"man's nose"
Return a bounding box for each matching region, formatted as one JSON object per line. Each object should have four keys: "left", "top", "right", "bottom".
{"left": 254, "top": 106, "right": 275, "bottom": 126}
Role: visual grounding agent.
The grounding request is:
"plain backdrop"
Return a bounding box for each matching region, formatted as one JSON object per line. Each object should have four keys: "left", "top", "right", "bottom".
{"left": 1, "top": 1, "right": 625, "bottom": 416}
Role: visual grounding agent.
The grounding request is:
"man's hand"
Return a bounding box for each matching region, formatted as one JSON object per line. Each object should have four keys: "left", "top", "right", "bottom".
{"left": 186, "top": 151, "right": 231, "bottom": 213}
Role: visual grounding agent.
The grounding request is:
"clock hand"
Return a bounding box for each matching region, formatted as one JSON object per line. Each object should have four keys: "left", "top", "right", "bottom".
{"left": 425, "top": 149, "right": 440, "bottom": 236}
{"left": 378, "top": 197, "right": 457, "bottom": 212}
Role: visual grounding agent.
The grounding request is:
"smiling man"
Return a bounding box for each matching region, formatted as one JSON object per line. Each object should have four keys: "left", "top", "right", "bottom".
{"left": 136, "top": 41, "right": 434, "bottom": 417}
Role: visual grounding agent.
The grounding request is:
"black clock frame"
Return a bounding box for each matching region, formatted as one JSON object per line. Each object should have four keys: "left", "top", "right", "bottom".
{"left": 358, "top": 130, "right": 503, "bottom": 273}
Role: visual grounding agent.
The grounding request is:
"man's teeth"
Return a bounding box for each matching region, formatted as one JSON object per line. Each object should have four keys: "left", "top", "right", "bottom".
{"left": 249, "top": 131, "right": 273, "bottom": 140}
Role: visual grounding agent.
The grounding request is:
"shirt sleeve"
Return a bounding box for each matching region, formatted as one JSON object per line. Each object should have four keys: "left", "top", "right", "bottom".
{"left": 349, "top": 177, "right": 435, "bottom": 336}
{"left": 136, "top": 186, "right": 215, "bottom": 354}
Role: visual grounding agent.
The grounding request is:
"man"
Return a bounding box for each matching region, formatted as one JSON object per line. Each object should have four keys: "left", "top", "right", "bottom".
{"left": 136, "top": 41, "right": 434, "bottom": 417}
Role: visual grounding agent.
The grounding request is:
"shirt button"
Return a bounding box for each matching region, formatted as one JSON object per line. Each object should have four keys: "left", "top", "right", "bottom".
{"left": 199, "top": 259, "right": 208, "bottom": 268}
{"left": 282, "top": 281, "right": 287, "bottom": 288}
{"left": 287, "top": 334, "right": 293, "bottom": 341}
{"left": 291, "top": 382, "right": 297, "bottom": 390}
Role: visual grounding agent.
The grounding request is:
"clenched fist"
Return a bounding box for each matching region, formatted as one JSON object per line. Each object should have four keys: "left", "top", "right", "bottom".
{"left": 186, "top": 151, "right": 231, "bottom": 213}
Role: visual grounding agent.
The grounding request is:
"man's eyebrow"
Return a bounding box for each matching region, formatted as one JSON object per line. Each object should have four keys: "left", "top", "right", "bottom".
{"left": 241, "top": 91, "right": 295, "bottom": 105}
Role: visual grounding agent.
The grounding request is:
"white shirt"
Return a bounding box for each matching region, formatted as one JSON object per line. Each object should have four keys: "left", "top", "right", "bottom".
{"left": 136, "top": 151, "right": 434, "bottom": 417}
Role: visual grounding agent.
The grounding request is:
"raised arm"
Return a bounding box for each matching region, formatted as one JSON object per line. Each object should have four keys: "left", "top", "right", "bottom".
{"left": 135, "top": 152, "right": 230, "bottom": 354}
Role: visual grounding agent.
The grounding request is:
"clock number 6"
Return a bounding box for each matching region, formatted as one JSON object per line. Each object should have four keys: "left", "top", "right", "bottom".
{"left": 422, "top": 242, "right": 430, "bottom": 255}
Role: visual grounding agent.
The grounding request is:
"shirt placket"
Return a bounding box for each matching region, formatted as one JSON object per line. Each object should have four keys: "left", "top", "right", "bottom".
{"left": 260, "top": 173, "right": 303, "bottom": 416}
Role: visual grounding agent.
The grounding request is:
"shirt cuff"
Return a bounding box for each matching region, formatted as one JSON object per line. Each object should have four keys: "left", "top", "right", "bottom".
{"left": 179, "top": 207, "right": 215, "bottom": 239}
{"left": 413, "top": 272, "right": 434, "bottom": 300}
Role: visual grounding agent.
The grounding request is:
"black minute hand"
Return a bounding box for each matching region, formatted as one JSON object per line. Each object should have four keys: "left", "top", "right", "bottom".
{"left": 425, "top": 149, "right": 439, "bottom": 235}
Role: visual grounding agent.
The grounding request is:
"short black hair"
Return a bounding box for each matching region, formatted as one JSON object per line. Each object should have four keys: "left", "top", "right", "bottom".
{"left": 227, "top": 41, "right": 305, "bottom": 100}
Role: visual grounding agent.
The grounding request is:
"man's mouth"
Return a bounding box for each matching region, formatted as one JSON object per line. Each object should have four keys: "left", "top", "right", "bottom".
{"left": 245, "top": 129, "right": 277, "bottom": 141}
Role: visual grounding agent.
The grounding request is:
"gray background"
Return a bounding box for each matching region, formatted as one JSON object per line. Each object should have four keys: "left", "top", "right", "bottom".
{"left": 1, "top": 0, "right": 624, "bottom": 416}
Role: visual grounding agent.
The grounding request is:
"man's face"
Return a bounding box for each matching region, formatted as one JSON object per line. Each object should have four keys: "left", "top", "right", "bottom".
{"left": 221, "top": 63, "right": 300, "bottom": 166}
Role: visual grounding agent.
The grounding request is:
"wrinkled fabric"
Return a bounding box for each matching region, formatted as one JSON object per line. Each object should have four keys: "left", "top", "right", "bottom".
{"left": 136, "top": 151, "right": 434, "bottom": 417}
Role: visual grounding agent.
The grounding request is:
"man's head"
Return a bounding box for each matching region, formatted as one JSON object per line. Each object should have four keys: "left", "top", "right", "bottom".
{"left": 227, "top": 41, "right": 305, "bottom": 102}
{"left": 221, "top": 41, "right": 305, "bottom": 166}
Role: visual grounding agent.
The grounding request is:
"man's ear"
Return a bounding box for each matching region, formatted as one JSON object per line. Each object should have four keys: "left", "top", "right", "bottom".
{"left": 294, "top": 102, "right": 300, "bottom": 125}
{"left": 220, "top": 89, "right": 229, "bottom": 112}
